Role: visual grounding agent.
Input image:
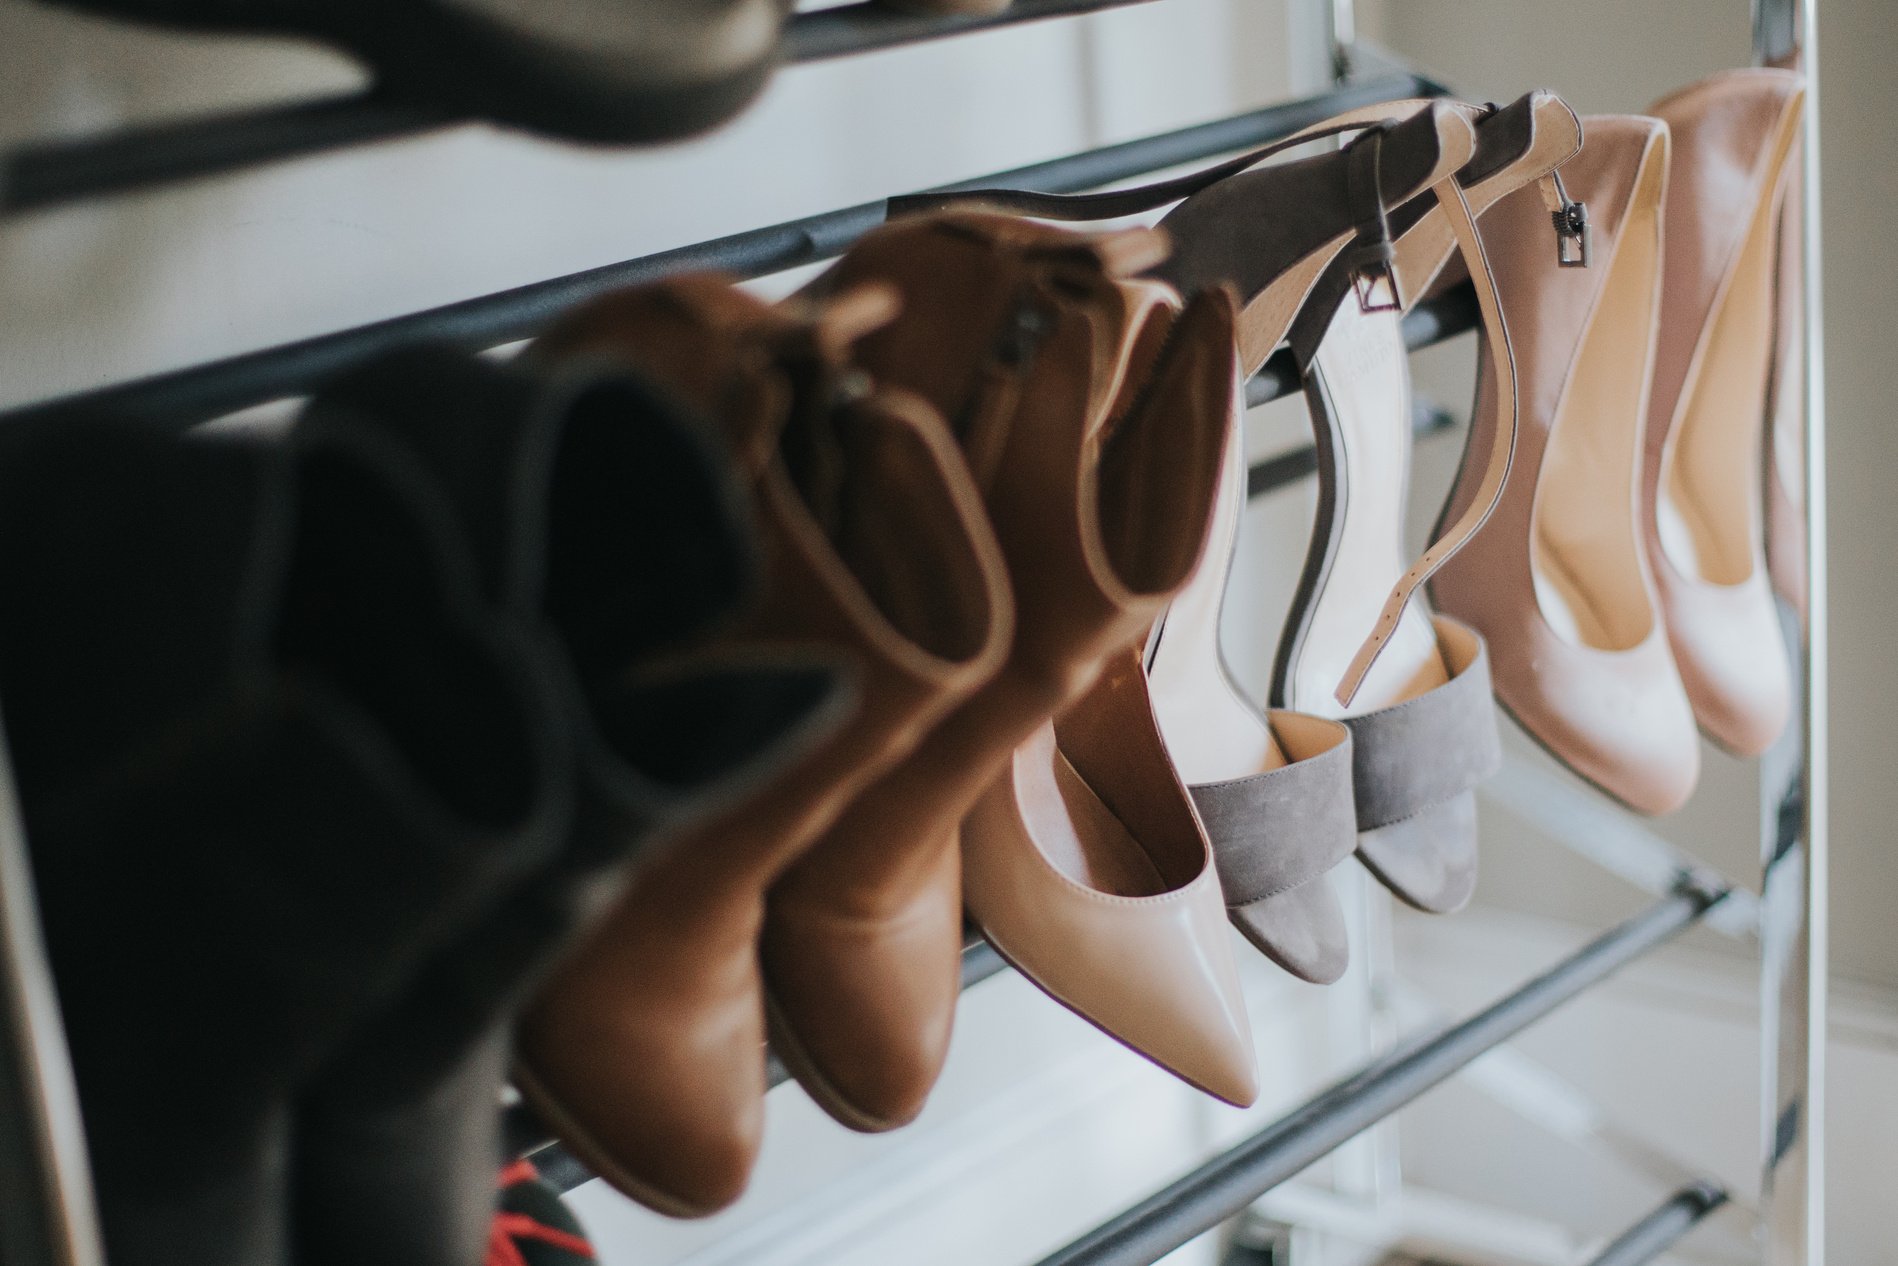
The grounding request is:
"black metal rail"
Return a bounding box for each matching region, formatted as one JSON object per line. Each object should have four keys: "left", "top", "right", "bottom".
{"left": 1033, "top": 877, "right": 1728, "bottom": 1266}
{"left": 517, "top": 873, "right": 1721, "bottom": 1204}
{"left": 0, "top": 0, "right": 1162, "bottom": 217}
{"left": 0, "top": 73, "right": 1434, "bottom": 432}
{"left": 1585, "top": 1182, "right": 1729, "bottom": 1266}
{"left": 507, "top": 937, "right": 1010, "bottom": 1186}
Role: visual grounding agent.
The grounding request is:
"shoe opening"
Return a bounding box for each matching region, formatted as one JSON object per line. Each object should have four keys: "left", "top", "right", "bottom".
{"left": 277, "top": 447, "right": 539, "bottom": 831}
{"left": 540, "top": 377, "right": 752, "bottom": 677}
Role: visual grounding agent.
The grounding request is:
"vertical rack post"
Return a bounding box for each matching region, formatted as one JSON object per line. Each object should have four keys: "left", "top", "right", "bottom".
{"left": 0, "top": 724, "right": 103, "bottom": 1266}
{"left": 1755, "top": 0, "right": 1827, "bottom": 1261}
{"left": 1323, "top": 0, "right": 1356, "bottom": 82}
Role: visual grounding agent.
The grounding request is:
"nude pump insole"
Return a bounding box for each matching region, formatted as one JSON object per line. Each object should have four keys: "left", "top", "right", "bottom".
{"left": 1533, "top": 165, "right": 1663, "bottom": 652}
{"left": 1657, "top": 180, "right": 1781, "bottom": 587}
{"left": 1037, "top": 748, "right": 1173, "bottom": 897}
{"left": 1290, "top": 299, "right": 1450, "bottom": 719}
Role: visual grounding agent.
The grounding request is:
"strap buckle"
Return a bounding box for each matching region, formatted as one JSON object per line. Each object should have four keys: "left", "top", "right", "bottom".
{"left": 1347, "top": 240, "right": 1404, "bottom": 313}
{"left": 1550, "top": 172, "right": 1591, "bottom": 268}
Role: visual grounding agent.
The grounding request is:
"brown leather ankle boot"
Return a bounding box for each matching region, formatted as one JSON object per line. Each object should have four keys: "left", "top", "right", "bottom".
{"left": 761, "top": 214, "right": 1233, "bottom": 1132}
{"left": 516, "top": 275, "right": 1011, "bottom": 1215}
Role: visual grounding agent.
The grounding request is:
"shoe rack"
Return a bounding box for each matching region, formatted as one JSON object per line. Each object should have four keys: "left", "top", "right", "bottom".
{"left": 0, "top": 0, "right": 1827, "bottom": 1263}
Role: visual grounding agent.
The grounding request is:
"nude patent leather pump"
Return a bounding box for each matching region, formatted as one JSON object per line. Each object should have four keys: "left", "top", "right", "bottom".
{"left": 1431, "top": 117, "right": 1702, "bottom": 816}
{"left": 1644, "top": 69, "right": 1806, "bottom": 757}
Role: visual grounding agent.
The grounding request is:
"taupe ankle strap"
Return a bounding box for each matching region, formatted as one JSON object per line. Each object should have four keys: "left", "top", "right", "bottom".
{"left": 1334, "top": 175, "right": 1519, "bottom": 707}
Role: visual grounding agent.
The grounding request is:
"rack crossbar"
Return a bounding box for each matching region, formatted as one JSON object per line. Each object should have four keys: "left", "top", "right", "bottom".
{"left": 0, "top": 0, "right": 1162, "bottom": 218}
{"left": 0, "top": 74, "right": 1433, "bottom": 433}
{"left": 1585, "top": 1182, "right": 1729, "bottom": 1266}
{"left": 1032, "top": 879, "right": 1728, "bottom": 1266}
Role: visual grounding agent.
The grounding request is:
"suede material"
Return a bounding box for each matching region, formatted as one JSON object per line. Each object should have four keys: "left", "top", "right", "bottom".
{"left": 1186, "top": 713, "right": 1356, "bottom": 984}
{"left": 1188, "top": 722, "right": 1356, "bottom": 905}
{"left": 1153, "top": 105, "right": 1454, "bottom": 340}
{"left": 0, "top": 421, "right": 562, "bottom": 1266}
{"left": 1341, "top": 619, "right": 1499, "bottom": 915}
{"left": 1343, "top": 622, "right": 1499, "bottom": 831}
{"left": 1356, "top": 793, "right": 1480, "bottom": 915}
{"left": 1226, "top": 879, "right": 1350, "bottom": 986}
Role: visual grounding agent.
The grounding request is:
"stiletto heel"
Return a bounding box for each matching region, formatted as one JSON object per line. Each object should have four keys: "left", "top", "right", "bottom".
{"left": 1644, "top": 69, "right": 1806, "bottom": 756}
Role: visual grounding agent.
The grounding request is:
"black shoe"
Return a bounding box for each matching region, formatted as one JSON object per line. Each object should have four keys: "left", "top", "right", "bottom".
{"left": 491, "top": 1160, "right": 595, "bottom": 1266}
{"left": 289, "top": 347, "right": 848, "bottom": 1266}
{"left": 0, "top": 418, "right": 568, "bottom": 1266}
{"left": 34, "top": 0, "right": 789, "bottom": 144}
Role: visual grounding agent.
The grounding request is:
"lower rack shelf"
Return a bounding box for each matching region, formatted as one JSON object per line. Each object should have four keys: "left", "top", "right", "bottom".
{"left": 513, "top": 874, "right": 1728, "bottom": 1228}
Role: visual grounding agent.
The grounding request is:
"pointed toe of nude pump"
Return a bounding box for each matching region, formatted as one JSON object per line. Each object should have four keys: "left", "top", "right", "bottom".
{"left": 759, "top": 844, "right": 965, "bottom": 1133}
{"left": 964, "top": 666, "right": 1260, "bottom": 1109}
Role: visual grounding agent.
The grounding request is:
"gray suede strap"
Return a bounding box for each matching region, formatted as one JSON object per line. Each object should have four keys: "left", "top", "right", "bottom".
{"left": 1189, "top": 715, "right": 1357, "bottom": 905}
{"left": 1345, "top": 618, "right": 1501, "bottom": 830}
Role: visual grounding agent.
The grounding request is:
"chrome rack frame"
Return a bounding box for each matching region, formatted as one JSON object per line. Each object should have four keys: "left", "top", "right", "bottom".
{"left": 0, "top": 0, "right": 1161, "bottom": 217}
{"left": 0, "top": 0, "right": 1826, "bottom": 1263}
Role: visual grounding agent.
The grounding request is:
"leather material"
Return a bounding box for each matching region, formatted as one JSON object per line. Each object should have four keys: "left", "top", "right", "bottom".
{"left": 518, "top": 276, "right": 1011, "bottom": 1216}
{"left": 769, "top": 215, "right": 1236, "bottom": 1130}
{"left": 1432, "top": 116, "right": 1702, "bottom": 816}
{"left": 964, "top": 649, "right": 1259, "bottom": 1108}
{"left": 1644, "top": 70, "right": 1804, "bottom": 756}
{"left": 42, "top": 0, "right": 789, "bottom": 144}
{"left": 1149, "top": 104, "right": 1475, "bottom": 373}
{"left": 1343, "top": 616, "right": 1497, "bottom": 913}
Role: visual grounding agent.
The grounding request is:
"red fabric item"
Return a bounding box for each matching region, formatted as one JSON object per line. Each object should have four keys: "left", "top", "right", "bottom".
{"left": 487, "top": 1218, "right": 532, "bottom": 1266}
{"left": 493, "top": 1213, "right": 595, "bottom": 1259}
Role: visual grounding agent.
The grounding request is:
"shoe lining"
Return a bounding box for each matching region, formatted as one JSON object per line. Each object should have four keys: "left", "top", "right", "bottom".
{"left": 1533, "top": 146, "right": 1665, "bottom": 651}
{"left": 1656, "top": 168, "right": 1782, "bottom": 588}
{"left": 543, "top": 379, "right": 746, "bottom": 676}
{"left": 277, "top": 450, "right": 537, "bottom": 830}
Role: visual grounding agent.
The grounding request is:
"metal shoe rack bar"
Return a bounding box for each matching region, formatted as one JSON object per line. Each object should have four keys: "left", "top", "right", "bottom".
{"left": 0, "top": 0, "right": 1824, "bottom": 1263}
